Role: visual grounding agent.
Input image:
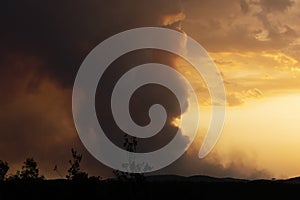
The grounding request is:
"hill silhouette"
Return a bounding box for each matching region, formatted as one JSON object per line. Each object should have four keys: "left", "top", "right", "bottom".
{"left": 1, "top": 175, "right": 300, "bottom": 199}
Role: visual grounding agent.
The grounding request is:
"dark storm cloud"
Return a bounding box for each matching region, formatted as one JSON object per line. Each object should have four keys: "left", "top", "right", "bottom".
{"left": 0, "top": 0, "right": 183, "bottom": 85}
{"left": 0, "top": 0, "right": 189, "bottom": 177}
{"left": 0, "top": 0, "right": 271, "bottom": 179}
{"left": 95, "top": 49, "right": 189, "bottom": 153}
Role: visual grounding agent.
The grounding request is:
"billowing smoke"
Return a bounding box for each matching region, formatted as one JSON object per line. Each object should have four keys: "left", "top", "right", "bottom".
{"left": 0, "top": 0, "right": 270, "bottom": 179}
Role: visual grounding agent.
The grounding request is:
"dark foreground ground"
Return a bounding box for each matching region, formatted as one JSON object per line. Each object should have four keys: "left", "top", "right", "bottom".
{"left": 1, "top": 175, "right": 300, "bottom": 199}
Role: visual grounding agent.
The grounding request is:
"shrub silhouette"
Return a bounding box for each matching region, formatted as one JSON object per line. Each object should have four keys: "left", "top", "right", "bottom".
{"left": 12, "top": 158, "right": 44, "bottom": 180}
{"left": 113, "top": 134, "right": 145, "bottom": 182}
{"left": 0, "top": 160, "right": 9, "bottom": 181}
{"left": 66, "top": 148, "right": 88, "bottom": 181}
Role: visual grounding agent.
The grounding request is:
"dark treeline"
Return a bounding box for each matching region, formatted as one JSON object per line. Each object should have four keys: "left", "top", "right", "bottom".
{"left": 0, "top": 135, "right": 148, "bottom": 182}
{"left": 1, "top": 142, "right": 300, "bottom": 199}
{"left": 0, "top": 148, "right": 103, "bottom": 182}
{"left": 0, "top": 135, "right": 144, "bottom": 182}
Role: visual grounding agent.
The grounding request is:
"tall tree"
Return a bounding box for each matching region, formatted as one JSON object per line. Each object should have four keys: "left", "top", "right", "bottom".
{"left": 66, "top": 148, "right": 88, "bottom": 180}
{"left": 113, "top": 134, "right": 144, "bottom": 181}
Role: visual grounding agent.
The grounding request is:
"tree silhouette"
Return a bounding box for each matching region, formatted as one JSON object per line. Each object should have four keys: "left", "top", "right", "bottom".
{"left": 13, "top": 158, "right": 44, "bottom": 180}
{"left": 66, "top": 148, "right": 88, "bottom": 181}
{"left": 0, "top": 160, "right": 9, "bottom": 181}
{"left": 113, "top": 134, "right": 145, "bottom": 182}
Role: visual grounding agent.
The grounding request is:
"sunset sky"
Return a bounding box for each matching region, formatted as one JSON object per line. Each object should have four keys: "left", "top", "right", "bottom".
{"left": 1, "top": 0, "right": 300, "bottom": 179}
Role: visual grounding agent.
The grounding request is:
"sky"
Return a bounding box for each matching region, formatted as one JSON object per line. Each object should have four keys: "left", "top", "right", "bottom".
{"left": 1, "top": 0, "right": 300, "bottom": 179}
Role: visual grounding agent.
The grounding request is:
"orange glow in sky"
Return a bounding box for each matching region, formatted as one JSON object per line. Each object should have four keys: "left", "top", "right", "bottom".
{"left": 170, "top": 0, "right": 300, "bottom": 178}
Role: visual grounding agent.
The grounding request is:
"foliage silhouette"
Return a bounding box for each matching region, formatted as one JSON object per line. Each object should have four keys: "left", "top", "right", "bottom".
{"left": 0, "top": 160, "right": 9, "bottom": 181}
{"left": 11, "top": 158, "right": 44, "bottom": 180}
{"left": 113, "top": 134, "right": 145, "bottom": 182}
{"left": 66, "top": 148, "right": 88, "bottom": 181}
